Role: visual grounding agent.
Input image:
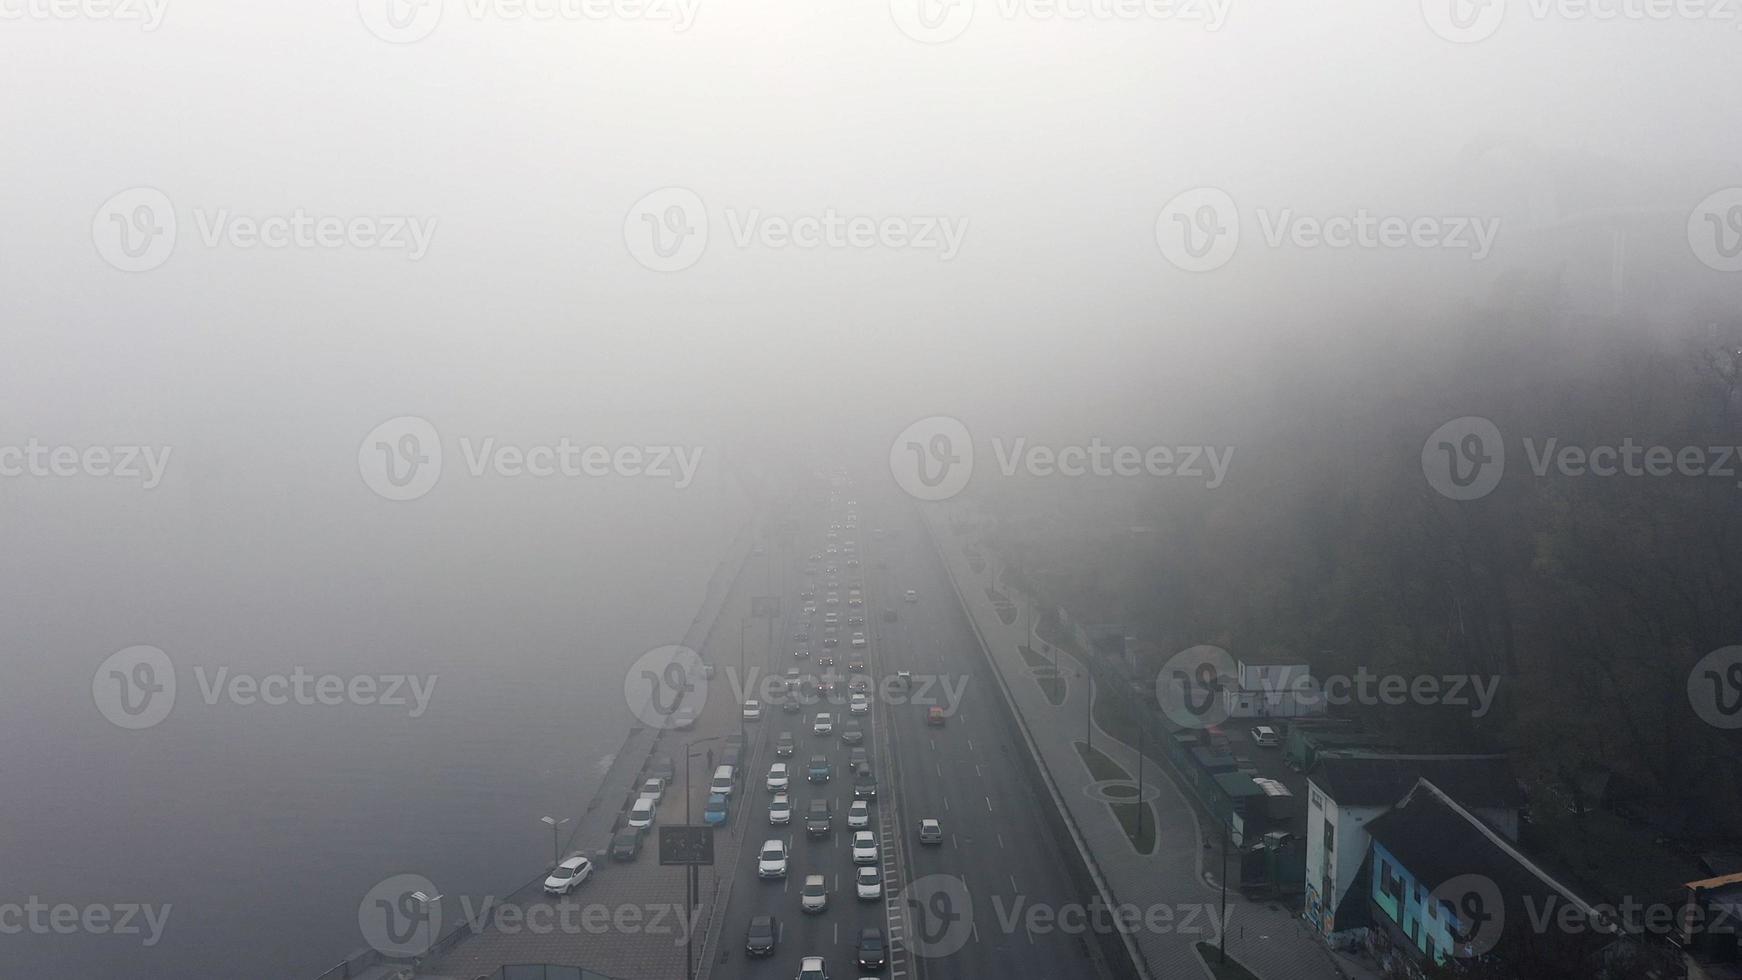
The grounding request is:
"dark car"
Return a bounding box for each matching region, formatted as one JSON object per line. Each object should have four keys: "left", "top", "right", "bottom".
{"left": 807, "top": 755, "right": 833, "bottom": 783}
{"left": 839, "top": 721, "right": 864, "bottom": 744}
{"left": 857, "top": 927, "right": 887, "bottom": 969}
{"left": 648, "top": 756, "right": 675, "bottom": 782}
{"left": 853, "top": 762, "right": 877, "bottom": 799}
{"left": 610, "top": 828, "right": 642, "bottom": 861}
{"left": 775, "top": 732, "right": 796, "bottom": 757}
{"left": 745, "top": 913, "right": 777, "bottom": 957}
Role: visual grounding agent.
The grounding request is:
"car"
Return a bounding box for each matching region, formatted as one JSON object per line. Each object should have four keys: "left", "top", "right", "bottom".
{"left": 840, "top": 720, "right": 863, "bottom": 744}
{"left": 802, "top": 604, "right": 817, "bottom": 616}
{"left": 847, "top": 558, "right": 861, "bottom": 568}
{"left": 849, "top": 747, "right": 869, "bottom": 768}
{"left": 918, "top": 818, "right": 943, "bottom": 845}
{"left": 853, "top": 762, "right": 878, "bottom": 799}
{"left": 817, "top": 651, "right": 836, "bottom": 663}
{"left": 847, "top": 613, "right": 865, "bottom": 626}
{"left": 611, "top": 827, "right": 643, "bottom": 860}
{"left": 883, "top": 608, "right": 897, "bottom": 622}
{"left": 775, "top": 732, "right": 796, "bottom": 757}
{"left": 793, "top": 628, "right": 810, "bottom": 642}
{"left": 825, "top": 565, "right": 838, "bottom": 575}
{"left": 672, "top": 708, "right": 697, "bottom": 730}
{"left": 745, "top": 913, "right": 777, "bottom": 957}
{"left": 848, "top": 595, "right": 863, "bottom": 607}
{"left": 807, "top": 554, "right": 820, "bottom": 563}
{"left": 743, "top": 700, "right": 762, "bottom": 721}
{"left": 785, "top": 666, "right": 803, "bottom": 683}
{"left": 767, "top": 762, "right": 789, "bottom": 791}
{"left": 892, "top": 671, "right": 911, "bottom": 692}
{"left": 849, "top": 694, "right": 870, "bottom": 714}
{"left": 905, "top": 590, "right": 918, "bottom": 602}
{"left": 851, "top": 632, "right": 866, "bottom": 649}
{"left": 627, "top": 796, "right": 655, "bottom": 830}
{"left": 648, "top": 756, "right": 675, "bottom": 782}
{"left": 800, "top": 878, "right": 828, "bottom": 914}
{"left": 813, "top": 713, "right": 833, "bottom": 735}
{"left": 856, "top": 866, "right": 882, "bottom": 900}
{"left": 800, "top": 588, "right": 816, "bottom": 600}
{"left": 851, "top": 830, "right": 878, "bottom": 865}
{"left": 826, "top": 593, "right": 840, "bottom": 605}
{"left": 703, "top": 793, "right": 729, "bottom": 827}
{"left": 782, "top": 697, "right": 802, "bottom": 715}
{"left": 856, "top": 927, "right": 887, "bottom": 969}
{"left": 807, "top": 755, "right": 833, "bottom": 783}
{"left": 794, "top": 648, "right": 810, "bottom": 659}
{"left": 758, "top": 839, "right": 788, "bottom": 878}
{"left": 823, "top": 611, "right": 839, "bottom": 625}
{"left": 1251, "top": 725, "right": 1280, "bottom": 747}
{"left": 769, "top": 793, "right": 792, "bottom": 825}
{"left": 847, "top": 799, "right": 870, "bottom": 829}
{"left": 826, "top": 578, "right": 840, "bottom": 589}
{"left": 848, "top": 675, "right": 872, "bottom": 693}
{"left": 806, "top": 798, "right": 832, "bottom": 836}
{"left": 638, "top": 777, "right": 665, "bottom": 803}
{"left": 927, "top": 706, "right": 946, "bottom": 726}
{"left": 543, "top": 855, "right": 592, "bottom": 895}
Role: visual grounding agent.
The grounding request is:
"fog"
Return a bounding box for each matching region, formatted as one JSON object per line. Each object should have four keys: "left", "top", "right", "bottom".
{"left": 4, "top": 2, "right": 1742, "bottom": 978}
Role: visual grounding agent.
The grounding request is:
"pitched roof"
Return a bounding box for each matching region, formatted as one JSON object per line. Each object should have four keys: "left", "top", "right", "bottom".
{"left": 1311, "top": 754, "right": 1525, "bottom": 809}
{"left": 1365, "top": 779, "right": 1606, "bottom": 935}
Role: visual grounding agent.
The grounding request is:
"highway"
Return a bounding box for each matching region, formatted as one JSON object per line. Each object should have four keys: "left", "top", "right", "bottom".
{"left": 707, "top": 477, "right": 1113, "bottom": 980}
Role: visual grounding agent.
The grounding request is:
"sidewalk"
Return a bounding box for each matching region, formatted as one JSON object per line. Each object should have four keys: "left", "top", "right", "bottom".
{"left": 921, "top": 508, "right": 1376, "bottom": 980}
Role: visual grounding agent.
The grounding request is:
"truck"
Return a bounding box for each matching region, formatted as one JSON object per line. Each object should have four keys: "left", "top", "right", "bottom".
{"left": 806, "top": 799, "right": 832, "bottom": 837}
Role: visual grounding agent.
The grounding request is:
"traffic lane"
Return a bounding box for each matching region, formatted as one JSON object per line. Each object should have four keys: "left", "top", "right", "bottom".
{"left": 875, "top": 515, "right": 1102, "bottom": 979}
{"left": 714, "top": 697, "right": 884, "bottom": 975}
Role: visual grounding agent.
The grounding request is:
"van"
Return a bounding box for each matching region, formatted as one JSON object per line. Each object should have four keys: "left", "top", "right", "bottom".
{"left": 627, "top": 797, "right": 655, "bottom": 830}
{"left": 710, "top": 765, "right": 735, "bottom": 797}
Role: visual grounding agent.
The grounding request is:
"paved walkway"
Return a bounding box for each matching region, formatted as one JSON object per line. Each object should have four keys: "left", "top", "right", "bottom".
{"left": 921, "top": 508, "right": 1377, "bottom": 980}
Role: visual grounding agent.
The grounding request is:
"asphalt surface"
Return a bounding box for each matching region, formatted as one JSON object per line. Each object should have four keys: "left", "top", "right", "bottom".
{"left": 708, "top": 483, "right": 1110, "bottom": 980}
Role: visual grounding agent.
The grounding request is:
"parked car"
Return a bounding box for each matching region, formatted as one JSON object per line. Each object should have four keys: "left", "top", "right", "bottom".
{"left": 703, "top": 793, "right": 729, "bottom": 827}
{"left": 542, "top": 855, "right": 592, "bottom": 895}
{"left": 745, "top": 913, "right": 777, "bottom": 957}
{"left": 638, "top": 777, "right": 665, "bottom": 803}
{"left": 627, "top": 796, "right": 655, "bottom": 830}
{"left": 611, "top": 828, "right": 643, "bottom": 860}
{"left": 1251, "top": 725, "right": 1280, "bottom": 747}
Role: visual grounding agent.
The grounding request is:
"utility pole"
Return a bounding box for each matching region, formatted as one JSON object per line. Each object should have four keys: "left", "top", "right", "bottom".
{"left": 1219, "top": 820, "right": 1229, "bottom": 964}
{"left": 739, "top": 619, "right": 747, "bottom": 745}
{"left": 1135, "top": 712, "right": 1145, "bottom": 841}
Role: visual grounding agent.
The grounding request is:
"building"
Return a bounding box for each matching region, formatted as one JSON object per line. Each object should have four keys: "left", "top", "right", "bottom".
{"left": 1360, "top": 779, "right": 1614, "bottom": 976}
{"left": 1304, "top": 755, "right": 1523, "bottom": 938}
{"left": 1222, "top": 657, "right": 1327, "bottom": 719}
{"left": 1683, "top": 871, "right": 1742, "bottom": 980}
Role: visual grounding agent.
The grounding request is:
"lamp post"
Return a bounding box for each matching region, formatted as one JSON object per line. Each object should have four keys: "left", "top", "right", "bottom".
{"left": 1135, "top": 710, "right": 1145, "bottom": 842}
{"left": 539, "top": 816, "right": 569, "bottom": 868}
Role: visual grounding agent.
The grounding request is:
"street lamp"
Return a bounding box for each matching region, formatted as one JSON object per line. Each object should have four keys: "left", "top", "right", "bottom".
{"left": 539, "top": 816, "right": 569, "bottom": 868}
{"left": 682, "top": 734, "right": 730, "bottom": 980}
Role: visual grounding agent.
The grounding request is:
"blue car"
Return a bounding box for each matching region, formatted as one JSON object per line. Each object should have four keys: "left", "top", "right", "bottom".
{"left": 704, "top": 792, "right": 729, "bottom": 826}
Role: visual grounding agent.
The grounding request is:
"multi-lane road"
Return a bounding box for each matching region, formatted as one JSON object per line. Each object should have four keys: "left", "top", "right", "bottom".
{"left": 707, "top": 484, "right": 1114, "bottom": 980}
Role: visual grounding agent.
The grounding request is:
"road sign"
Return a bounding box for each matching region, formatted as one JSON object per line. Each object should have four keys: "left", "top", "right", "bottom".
{"left": 658, "top": 825, "right": 715, "bottom": 866}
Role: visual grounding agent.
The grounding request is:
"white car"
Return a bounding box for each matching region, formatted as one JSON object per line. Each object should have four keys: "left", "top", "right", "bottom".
{"left": 849, "top": 694, "right": 870, "bottom": 715}
{"left": 826, "top": 593, "right": 840, "bottom": 606}
{"left": 824, "top": 612, "right": 839, "bottom": 626}
{"left": 542, "top": 855, "right": 592, "bottom": 895}
{"left": 850, "top": 632, "right": 866, "bottom": 649}
{"left": 769, "top": 793, "right": 791, "bottom": 825}
{"left": 798, "top": 954, "right": 827, "bottom": 979}
{"left": 627, "top": 796, "right": 655, "bottom": 830}
{"left": 813, "top": 713, "right": 833, "bottom": 735}
{"left": 847, "top": 800, "right": 870, "bottom": 829}
{"left": 802, "top": 604, "right": 817, "bottom": 616}
{"left": 638, "top": 777, "right": 665, "bottom": 803}
{"left": 856, "top": 865, "right": 882, "bottom": 900}
{"left": 743, "top": 700, "right": 762, "bottom": 721}
{"left": 851, "top": 830, "right": 878, "bottom": 865}
{"left": 757, "top": 839, "right": 788, "bottom": 879}
{"left": 905, "top": 590, "right": 918, "bottom": 602}
{"left": 766, "top": 763, "right": 789, "bottom": 791}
